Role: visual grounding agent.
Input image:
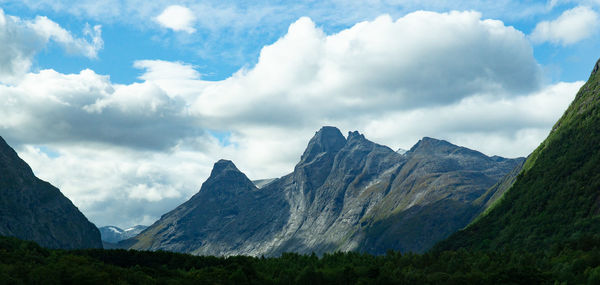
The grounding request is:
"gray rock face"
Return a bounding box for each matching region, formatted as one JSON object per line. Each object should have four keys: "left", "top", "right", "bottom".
{"left": 0, "top": 136, "right": 102, "bottom": 249}
{"left": 126, "top": 127, "right": 524, "bottom": 255}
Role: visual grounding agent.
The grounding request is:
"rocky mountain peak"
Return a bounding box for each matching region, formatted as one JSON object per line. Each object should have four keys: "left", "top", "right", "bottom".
{"left": 347, "top": 130, "right": 365, "bottom": 140}
{"left": 409, "top": 137, "right": 489, "bottom": 160}
{"left": 409, "top": 137, "right": 452, "bottom": 153}
{"left": 299, "top": 126, "right": 346, "bottom": 164}
{"left": 210, "top": 159, "right": 240, "bottom": 176}
{"left": 592, "top": 57, "right": 600, "bottom": 76}
{"left": 201, "top": 160, "right": 256, "bottom": 196}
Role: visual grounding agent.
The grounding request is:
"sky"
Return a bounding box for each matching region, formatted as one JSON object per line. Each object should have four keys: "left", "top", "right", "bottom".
{"left": 0, "top": 0, "right": 599, "bottom": 228}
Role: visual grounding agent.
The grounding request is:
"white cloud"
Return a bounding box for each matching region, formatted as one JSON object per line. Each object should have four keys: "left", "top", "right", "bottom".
{"left": 0, "top": 11, "right": 581, "bottom": 228}
{"left": 191, "top": 12, "right": 540, "bottom": 127}
{"left": 361, "top": 81, "right": 583, "bottom": 158}
{"left": 0, "top": 9, "right": 102, "bottom": 83}
{"left": 155, "top": 5, "right": 197, "bottom": 33}
{"left": 530, "top": 6, "right": 600, "bottom": 45}
{"left": 28, "top": 17, "right": 103, "bottom": 58}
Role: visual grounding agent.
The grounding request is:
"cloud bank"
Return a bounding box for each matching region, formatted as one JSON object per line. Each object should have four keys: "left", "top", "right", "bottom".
{"left": 0, "top": 10, "right": 581, "bottom": 227}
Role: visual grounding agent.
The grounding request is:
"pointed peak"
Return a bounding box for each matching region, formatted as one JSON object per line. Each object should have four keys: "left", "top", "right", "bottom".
{"left": 210, "top": 159, "right": 241, "bottom": 176}
{"left": 215, "top": 159, "right": 235, "bottom": 166}
{"left": 409, "top": 137, "right": 455, "bottom": 153}
{"left": 200, "top": 159, "right": 256, "bottom": 195}
{"left": 300, "top": 126, "right": 346, "bottom": 163}
{"left": 315, "top": 126, "right": 344, "bottom": 139}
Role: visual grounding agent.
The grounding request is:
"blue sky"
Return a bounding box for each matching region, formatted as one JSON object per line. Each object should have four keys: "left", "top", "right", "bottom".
{"left": 0, "top": 0, "right": 598, "bottom": 227}
{"left": 2, "top": 0, "right": 598, "bottom": 83}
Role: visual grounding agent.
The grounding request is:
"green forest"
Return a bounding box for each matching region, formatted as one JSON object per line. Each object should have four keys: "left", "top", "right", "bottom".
{"left": 3, "top": 234, "right": 600, "bottom": 284}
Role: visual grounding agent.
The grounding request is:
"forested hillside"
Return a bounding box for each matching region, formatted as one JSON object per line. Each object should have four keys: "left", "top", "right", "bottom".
{"left": 436, "top": 58, "right": 600, "bottom": 252}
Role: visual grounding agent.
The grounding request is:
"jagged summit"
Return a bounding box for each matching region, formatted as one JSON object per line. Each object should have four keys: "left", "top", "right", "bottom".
{"left": 200, "top": 159, "right": 256, "bottom": 196}
{"left": 210, "top": 159, "right": 240, "bottom": 175}
{"left": 300, "top": 126, "right": 346, "bottom": 164}
{"left": 408, "top": 137, "right": 453, "bottom": 152}
{"left": 409, "top": 137, "right": 489, "bottom": 160}
{"left": 347, "top": 130, "right": 366, "bottom": 141}
{"left": 592, "top": 57, "right": 600, "bottom": 76}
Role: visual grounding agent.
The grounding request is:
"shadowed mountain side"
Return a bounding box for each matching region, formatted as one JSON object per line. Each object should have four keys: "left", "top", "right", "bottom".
{"left": 357, "top": 199, "right": 481, "bottom": 254}
{"left": 0, "top": 136, "right": 102, "bottom": 249}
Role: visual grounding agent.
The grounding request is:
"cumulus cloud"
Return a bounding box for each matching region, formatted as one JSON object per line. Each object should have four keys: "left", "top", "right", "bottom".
{"left": 530, "top": 6, "right": 600, "bottom": 45}
{"left": 155, "top": 5, "right": 197, "bottom": 33}
{"left": 1, "top": 11, "right": 580, "bottom": 227}
{"left": 0, "top": 9, "right": 102, "bottom": 83}
{"left": 0, "top": 69, "right": 200, "bottom": 150}
{"left": 361, "top": 81, "right": 582, "bottom": 158}
{"left": 192, "top": 12, "right": 540, "bottom": 128}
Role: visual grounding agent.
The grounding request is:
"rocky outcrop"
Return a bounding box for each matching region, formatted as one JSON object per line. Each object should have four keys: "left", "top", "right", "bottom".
{"left": 126, "top": 127, "right": 523, "bottom": 255}
{"left": 0, "top": 136, "right": 102, "bottom": 249}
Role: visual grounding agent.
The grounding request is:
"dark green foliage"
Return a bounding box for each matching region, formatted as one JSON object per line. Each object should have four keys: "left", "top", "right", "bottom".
{"left": 435, "top": 58, "right": 600, "bottom": 253}
{"left": 4, "top": 235, "right": 600, "bottom": 284}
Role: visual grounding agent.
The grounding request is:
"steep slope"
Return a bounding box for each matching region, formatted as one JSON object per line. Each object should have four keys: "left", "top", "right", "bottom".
{"left": 127, "top": 127, "right": 523, "bottom": 255}
{"left": 0, "top": 136, "right": 102, "bottom": 249}
{"left": 436, "top": 57, "right": 600, "bottom": 252}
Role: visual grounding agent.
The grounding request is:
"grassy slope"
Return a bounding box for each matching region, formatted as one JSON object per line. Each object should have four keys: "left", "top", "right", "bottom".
{"left": 435, "top": 59, "right": 600, "bottom": 252}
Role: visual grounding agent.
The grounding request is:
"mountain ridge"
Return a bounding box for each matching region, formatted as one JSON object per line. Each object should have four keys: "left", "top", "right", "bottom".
{"left": 125, "top": 128, "right": 523, "bottom": 256}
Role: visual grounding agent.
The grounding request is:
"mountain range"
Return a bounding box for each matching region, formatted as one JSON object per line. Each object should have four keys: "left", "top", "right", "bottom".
{"left": 122, "top": 127, "right": 524, "bottom": 255}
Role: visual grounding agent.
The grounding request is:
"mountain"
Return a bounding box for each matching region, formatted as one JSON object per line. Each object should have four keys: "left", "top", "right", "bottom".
{"left": 125, "top": 127, "right": 523, "bottom": 255}
{"left": 99, "top": 225, "right": 147, "bottom": 243}
{"left": 0, "top": 136, "right": 102, "bottom": 249}
{"left": 435, "top": 57, "right": 600, "bottom": 252}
